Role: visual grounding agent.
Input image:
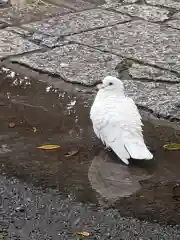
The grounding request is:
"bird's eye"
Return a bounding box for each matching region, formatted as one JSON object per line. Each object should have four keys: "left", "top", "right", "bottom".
{"left": 109, "top": 82, "right": 113, "bottom": 86}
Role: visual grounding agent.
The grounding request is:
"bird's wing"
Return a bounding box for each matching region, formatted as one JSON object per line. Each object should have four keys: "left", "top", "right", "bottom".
{"left": 90, "top": 96, "right": 152, "bottom": 164}
{"left": 115, "top": 98, "right": 153, "bottom": 160}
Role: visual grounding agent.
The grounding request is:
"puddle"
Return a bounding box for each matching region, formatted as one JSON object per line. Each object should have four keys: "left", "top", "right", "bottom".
{"left": 88, "top": 155, "right": 153, "bottom": 200}
{"left": 0, "top": 67, "right": 180, "bottom": 224}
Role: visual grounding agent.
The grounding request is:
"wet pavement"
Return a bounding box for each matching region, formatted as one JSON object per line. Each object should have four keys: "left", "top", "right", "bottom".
{"left": 0, "top": 67, "right": 180, "bottom": 229}
{"left": 1, "top": 0, "right": 180, "bottom": 238}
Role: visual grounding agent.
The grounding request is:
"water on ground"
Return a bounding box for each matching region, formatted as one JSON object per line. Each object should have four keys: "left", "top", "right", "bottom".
{"left": 0, "top": 67, "right": 180, "bottom": 224}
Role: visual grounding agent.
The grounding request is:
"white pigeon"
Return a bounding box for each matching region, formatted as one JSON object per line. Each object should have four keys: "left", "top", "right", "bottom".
{"left": 90, "top": 76, "right": 153, "bottom": 165}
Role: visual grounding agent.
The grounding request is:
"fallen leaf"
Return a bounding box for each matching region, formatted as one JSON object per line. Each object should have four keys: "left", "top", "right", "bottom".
{"left": 65, "top": 149, "right": 79, "bottom": 157}
{"left": 37, "top": 145, "right": 60, "bottom": 150}
{"left": 75, "top": 232, "right": 90, "bottom": 237}
{"left": 163, "top": 143, "right": 180, "bottom": 151}
{"left": 33, "top": 127, "right": 37, "bottom": 133}
{"left": 8, "top": 122, "right": 16, "bottom": 128}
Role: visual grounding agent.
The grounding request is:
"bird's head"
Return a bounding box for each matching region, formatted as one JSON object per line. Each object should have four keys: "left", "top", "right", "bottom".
{"left": 97, "top": 76, "right": 124, "bottom": 93}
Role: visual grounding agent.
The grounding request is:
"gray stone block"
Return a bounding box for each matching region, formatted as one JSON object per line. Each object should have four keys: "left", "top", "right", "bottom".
{"left": 124, "top": 79, "right": 180, "bottom": 120}
{"left": 12, "top": 44, "right": 123, "bottom": 86}
{"left": 0, "top": 1, "right": 72, "bottom": 25}
{"left": 146, "top": 0, "right": 180, "bottom": 10}
{"left": 46, "top": 0, "right": 96, "bottom": 11}
{"left": 129, "top": 63, "right": 180, "bottom": 82}
{"left": 0, "top": 30, "right": 41, "bottom": 59}
{"left": 67, "top": 20, "right": 180, "bottom": 74}
{"left": 113, "top": 4, "right": 169, "bottom": 22}
{"left": 101, "top": 0, "right": 138, "bottom": 9}
{"left": 22, "top": 8, "right": 131, "bottom": 36}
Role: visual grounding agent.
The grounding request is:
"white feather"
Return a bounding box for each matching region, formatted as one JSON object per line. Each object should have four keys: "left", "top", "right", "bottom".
{"left": 90, "top": 76, "right": 153, "bottom": 165}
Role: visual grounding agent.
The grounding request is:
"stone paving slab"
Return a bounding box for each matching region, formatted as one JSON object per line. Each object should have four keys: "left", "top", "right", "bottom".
{"left": 67, "top": 20, "right": 180, "bottom": 74}
{"left": 112, "top": 4, "right": 169, "bottom": 22}
{"left": 124, "top": 80, "right": 180, "bottom": 120}
{"left": 5, "top": 26, "right": 31, "bottom": 37}
{"left": 21, "top": 8, "right": 131, "bottom": 36}
{"left": 146, "top": 0, "right": 180, "bottom": 10}
{"left": 3, "top": 27, "right": 62, "bottom": 48}
{"left": 0, "top": 30, "right": 41, "bottom": 59}
{"left": 100, "top": 0, "right": 139, "bottom": 9}
{"left": 11, "top": 44, "right": 123, "bottom": 86}
{"left": 0, "top": 0, "right": 72, "bottom": 25}
{"left": 123, "top": 0, "right": 139, "bottom": 3}
{"left": 30, "top": 33, "right": 61, "bottom": 48}
{"left": 4, "top": 27, "right": 66, "bottom": 48}
{"left": 129, "top": 63, "right": 180, "bottom": 82}
{"left": 45, "top": 0, "right": 96, "bottom": 11}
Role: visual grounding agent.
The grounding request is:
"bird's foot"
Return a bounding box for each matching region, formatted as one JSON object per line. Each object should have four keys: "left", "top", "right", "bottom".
{"left": 104, "top": 146, "right": 111, "bottom": 152}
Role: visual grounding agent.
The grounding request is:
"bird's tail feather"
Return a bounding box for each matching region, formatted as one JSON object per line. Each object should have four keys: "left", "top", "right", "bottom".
{"left": 124, "top": 133, "right": 153, "bottom": 160}
{"left": 110, "top": 141, "right": 130, "bottom": 165}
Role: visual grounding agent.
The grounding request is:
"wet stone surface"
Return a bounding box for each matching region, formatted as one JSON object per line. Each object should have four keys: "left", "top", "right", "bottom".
{"left": 129, "top": 63, "right": 180, "bottom": 82}
{"left": 112, "top": 4, "right": 170, "bottom": 22}
{"left": 21, "top": 8, "right": 131, "bottom": 37}
{"left": 11, "top": 44, "right": 123, "bottom": 86}
{"left": 88, "top": 155, "right": 152, "bottom": 199}
{"left": 67, "top": 20, "right": 180, "bottom": 74}
{"left": 0, "top": 30, "right": 41, "bottom": 59}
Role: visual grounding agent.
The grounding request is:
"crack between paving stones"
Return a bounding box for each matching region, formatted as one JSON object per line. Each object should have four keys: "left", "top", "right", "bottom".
{"left": 0, "top": 28, "right": 63, "bottom": 50}
{"left": 123, "top": 58, "right": 180, "bottom": 78}
{"left": 20, "top": 19, "right": 132, "bottom": 39}
{"left": 13, "top": 7, "right": 131, "bottom": 33}
{"left": 145, "top": 1, "right": 180, "bottom": 12}
{"left": 106, "top": 9, "right": 141, "bottom": 21}
{"left": 97, "top": 8, "right": 175, "bottom": 24}
{"left": 129, "top": 77, "right": 180, "bottom": 84}
{"left": 163, "top": 24, "right": 180, "bottom": 31}
{"left": 8, "top": 60, "right": 100, "bottom": 88}
{"left": 137, "top": 105, "right": 180, "bottom": 123}
{"left": 8, "top": 59, "right": 180, "bottom": 123}
{"left": 117, "top": 56, "right": 180, "bottom": 78}
{"left": 18, "top": 17, "right": 179, "bottom": 44}
{"left": 24, "top": 36, "right": 69, "bottom": 49}
{"left": 65, "top": 40, "right": 180, "bottom": 78}
{"left": 51, "top": 3, "right": 96, "bottom": 12}
{"left": 0, "top": 48, "right": 49, "bottom": 61}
